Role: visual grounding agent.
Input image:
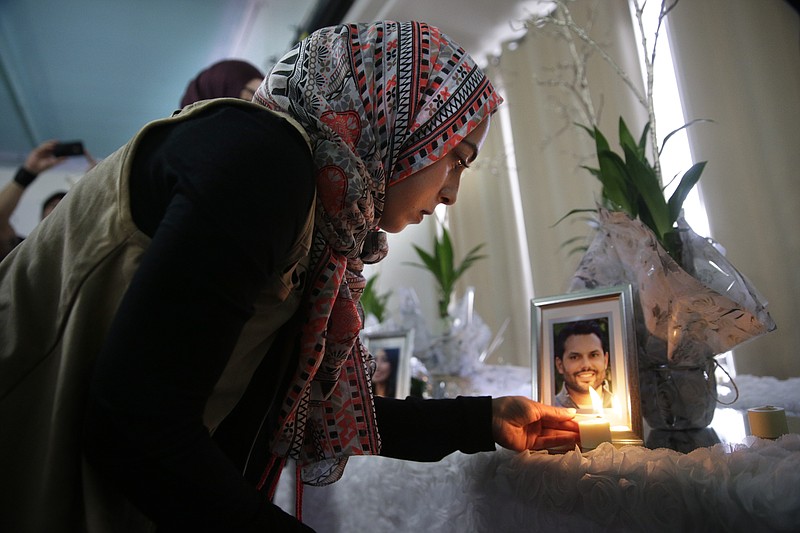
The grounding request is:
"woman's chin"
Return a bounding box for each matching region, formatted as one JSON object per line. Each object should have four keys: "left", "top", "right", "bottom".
{"left": 378, "top": 221, "right": 407, "bottom": 233}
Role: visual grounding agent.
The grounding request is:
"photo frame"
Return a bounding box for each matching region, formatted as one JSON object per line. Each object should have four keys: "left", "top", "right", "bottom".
{"left": 362, "top": 329, "right": 414, "bottom": 399}
{"left": 531, "top": 285, "right": 642, "bottom": 445}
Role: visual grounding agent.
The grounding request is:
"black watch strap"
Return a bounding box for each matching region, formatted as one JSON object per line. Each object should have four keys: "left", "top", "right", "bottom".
{"left": 13, "top": 167, "right": 38, "bottom": 188}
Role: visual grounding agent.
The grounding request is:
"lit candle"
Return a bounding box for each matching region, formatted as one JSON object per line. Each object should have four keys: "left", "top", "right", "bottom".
{"left": 576, "top": 386, "right": 611, "bottom": 450}
{"left": 577, "top": 414, "right": 612, "bottom": 450}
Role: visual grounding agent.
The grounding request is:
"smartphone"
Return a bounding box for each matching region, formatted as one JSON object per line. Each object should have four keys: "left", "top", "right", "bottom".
{"left": 52, "top": 141, "right": 85, "bottom": 157}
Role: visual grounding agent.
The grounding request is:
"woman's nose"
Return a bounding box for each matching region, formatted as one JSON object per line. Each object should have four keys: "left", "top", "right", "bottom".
{"left": 440, "top": 185, "right": 459, "bottom": 205}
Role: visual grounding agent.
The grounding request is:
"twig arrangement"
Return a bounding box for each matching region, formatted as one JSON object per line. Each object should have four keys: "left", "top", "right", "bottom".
{"left": 527, "top": 0, "right": 679, "bottom": 186}
{"left": 527, "top": 0, "right": 705, "bottom": 261}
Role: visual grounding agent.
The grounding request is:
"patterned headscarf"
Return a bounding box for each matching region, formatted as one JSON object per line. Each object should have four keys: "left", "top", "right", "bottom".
{"left": 253, "top": 21, "right": 502, "bottom": 488}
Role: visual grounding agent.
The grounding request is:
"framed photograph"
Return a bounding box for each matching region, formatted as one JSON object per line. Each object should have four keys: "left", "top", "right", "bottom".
{"left": 362, "top": 329, "right": 414, "bottom": 399}
{"left": 531, "top": 285, "right": 642, "bottom": 445}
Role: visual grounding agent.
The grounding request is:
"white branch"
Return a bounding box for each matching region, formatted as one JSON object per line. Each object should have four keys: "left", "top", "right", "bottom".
{"left": 549, "top": 0, "right": 649, "bottom": 109}
{"left": 529, "top": 0, "right": 679, "bottom": 186}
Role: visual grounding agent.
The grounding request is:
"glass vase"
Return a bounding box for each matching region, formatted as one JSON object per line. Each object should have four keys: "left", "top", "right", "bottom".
{"left": 639, "top": 358, "right": 718, "bottom": 430}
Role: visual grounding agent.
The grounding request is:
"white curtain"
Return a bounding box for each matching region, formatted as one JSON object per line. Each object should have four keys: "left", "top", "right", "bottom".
{"left": 448, "top": 0, "right": 645, "bottom": 366}
{"left": 666, "top": 0, "right": 800, "bottom": 379}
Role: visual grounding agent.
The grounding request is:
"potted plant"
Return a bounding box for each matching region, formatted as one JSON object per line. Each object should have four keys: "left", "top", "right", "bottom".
{"left": 405, "top": 225, "right": 486, "bottom": 321}
{"left": 360, "top": 274, "right": 391, "bottom": 324}
{"left": 532, "top": 0, "right": 775, "bottom": 429}
{"left": 402, "top": 223, "right": 490, "bottom": 378}
{"left": 576, "top": 118, "right": 705, "bottom": 264}
{"left": 540, "top": 0, "right": 706, "bottom": 262}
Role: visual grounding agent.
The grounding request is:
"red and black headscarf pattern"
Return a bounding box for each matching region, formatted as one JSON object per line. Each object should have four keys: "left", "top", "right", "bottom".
{"left": 253, "top": 21, "right": 502, "bottom": 486}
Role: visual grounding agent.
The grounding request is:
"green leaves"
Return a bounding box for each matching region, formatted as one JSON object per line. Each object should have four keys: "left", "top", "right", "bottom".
{"left": 579, "top": 117, "right": 706, "bottom": 260}
{"left": 667, "top": 161, "right": 706, "bottom": 224}
{"left": 405, "top": 226, "right": 486, "bottom": 319}
{"left": 361, "top": 274, "right": 391, "bottom": 323}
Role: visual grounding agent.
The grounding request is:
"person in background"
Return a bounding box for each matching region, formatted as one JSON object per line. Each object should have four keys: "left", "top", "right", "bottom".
{"left": 0, "top": 140, "right": 92, "bottom": 261}
{"left": 180, "top": 58, "right": 265, "bottom": 108}
{"left": 0, "top": 22, "right": 579, "bottom": 532}
{"left": 553, "top": 320, "right": 614, "bottom": 410}
{"left": 40, "top": 190, "right": 68, "bottom": 220}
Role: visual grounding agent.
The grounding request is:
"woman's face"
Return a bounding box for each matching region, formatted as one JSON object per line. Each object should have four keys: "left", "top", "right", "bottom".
{"left": 372, "top": 349, "right": 392, "bottom": 383}
{"left": 380, "top": 116, "right": 491, "bottom": 233}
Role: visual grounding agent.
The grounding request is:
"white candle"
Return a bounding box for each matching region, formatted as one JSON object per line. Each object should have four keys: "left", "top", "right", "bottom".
{"left": 577, "top": 414, "right": 612, "bottom": 450}
{"left": 575, "top": 386, "right": 612, "bottom": 450}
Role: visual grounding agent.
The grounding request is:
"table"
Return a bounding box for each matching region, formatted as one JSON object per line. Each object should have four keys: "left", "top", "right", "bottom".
{"left": 274, "top": 369, "right": 800, "bottom": 532}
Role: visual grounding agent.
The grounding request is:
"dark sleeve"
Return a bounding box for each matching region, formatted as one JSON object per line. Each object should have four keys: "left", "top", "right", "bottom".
{"left": 83, "top": 105, "right": 315, "bottom": 532}
{"left": 373, "top": 395, "right": 496, "bottom": 461}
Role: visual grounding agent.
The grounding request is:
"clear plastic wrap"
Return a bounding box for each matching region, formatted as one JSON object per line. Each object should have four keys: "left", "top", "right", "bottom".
{"left": 568, "top": 209, "right": 776, "bottom": 429}
{"left": 570, "top": 209, "right": 775, "bottom": 366}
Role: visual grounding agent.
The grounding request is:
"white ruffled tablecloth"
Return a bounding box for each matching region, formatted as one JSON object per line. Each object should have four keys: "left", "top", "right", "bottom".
{"left": 275, "top": 369, "right": 800, "bottom": 533}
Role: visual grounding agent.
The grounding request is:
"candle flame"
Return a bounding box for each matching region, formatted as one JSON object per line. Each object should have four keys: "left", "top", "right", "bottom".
{"left": 589, "top": 385, "right": 603, "bottom": 413}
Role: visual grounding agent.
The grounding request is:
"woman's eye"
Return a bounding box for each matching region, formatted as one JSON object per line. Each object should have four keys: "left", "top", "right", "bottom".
{"left": 450, "top": 150, "right": 471, "bottom": 170}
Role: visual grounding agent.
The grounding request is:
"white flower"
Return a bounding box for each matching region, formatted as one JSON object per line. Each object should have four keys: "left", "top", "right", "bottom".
{"left": 577, "top": 473, "right": 622, "bottom": 525}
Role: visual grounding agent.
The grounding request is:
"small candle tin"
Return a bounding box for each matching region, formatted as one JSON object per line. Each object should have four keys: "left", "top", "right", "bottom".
{"left": 747, "top": 405, "right": 789, "bottom": 439}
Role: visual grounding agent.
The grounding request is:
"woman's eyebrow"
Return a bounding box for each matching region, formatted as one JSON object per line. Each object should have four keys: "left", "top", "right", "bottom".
{"left": 461, "top": 140, "right": 479, "bottom": 162}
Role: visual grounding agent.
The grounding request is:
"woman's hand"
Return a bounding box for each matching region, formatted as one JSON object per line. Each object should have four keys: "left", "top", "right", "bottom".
{"left": 491, "top": 396, "right": 579, "bottom": 451}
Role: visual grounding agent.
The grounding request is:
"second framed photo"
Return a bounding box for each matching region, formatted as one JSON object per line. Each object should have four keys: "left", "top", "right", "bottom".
{"left": 531, "top": 285, "right": 642, "bottom": 446}
{"left": 361, "top": 329, "right": 414, "bottom": 399}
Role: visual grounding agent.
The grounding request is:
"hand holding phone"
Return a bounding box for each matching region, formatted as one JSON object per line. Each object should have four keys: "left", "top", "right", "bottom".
{"left": 52, "top": 141, "right": 85, "bottom": 157}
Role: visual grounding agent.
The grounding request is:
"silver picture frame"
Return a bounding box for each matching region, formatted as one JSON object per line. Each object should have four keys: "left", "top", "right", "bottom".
{"left": 531, "top": 285, "right": 642, "bottom": 446}
{"left": 361, "top": 329, "right": 414, "bottom": 399}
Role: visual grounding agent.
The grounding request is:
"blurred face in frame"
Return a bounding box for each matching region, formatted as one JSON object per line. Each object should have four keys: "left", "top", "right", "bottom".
{"left": 380, "top": 116, "right": 491, "bottom": 233}
{"left": 372, "top": 349, "right": 392, "bottom": 384}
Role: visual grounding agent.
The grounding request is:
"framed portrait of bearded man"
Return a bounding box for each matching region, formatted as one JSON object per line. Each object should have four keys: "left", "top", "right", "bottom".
{"left": 531, "top": 285, "right": 642, "bottom": 446}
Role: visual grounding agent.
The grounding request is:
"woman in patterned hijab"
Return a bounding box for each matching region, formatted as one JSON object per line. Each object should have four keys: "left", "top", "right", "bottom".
{"left": 0, "top": 20, "right": 579, "bottom": 533}
{"left": 251, "top": 21, "right": 503, "bottom": 489}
